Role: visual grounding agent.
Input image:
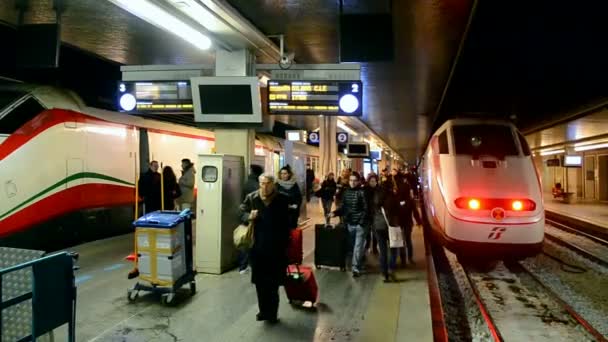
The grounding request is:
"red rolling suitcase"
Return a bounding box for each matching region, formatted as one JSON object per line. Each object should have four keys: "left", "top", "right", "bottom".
{"left": 287, "top": 228, "right": 303, "bottom": 264}
{"left": 284, "top": 264, "right": 318, "bottom": 304}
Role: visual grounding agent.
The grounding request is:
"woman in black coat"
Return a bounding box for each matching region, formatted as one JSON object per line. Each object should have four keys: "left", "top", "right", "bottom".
{"left": 276, "top": 165, "right": 302, "bottom": 229}
{"left": 162, "top": 166, "right": 181, "bottom": 210}
{"left": 240, "top": 174, "right": 290, "bottom": 324}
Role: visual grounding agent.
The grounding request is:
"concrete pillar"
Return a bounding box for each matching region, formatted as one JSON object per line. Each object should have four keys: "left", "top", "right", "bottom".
{"left": 319, "top": 116, "right": 338, "bottom": 177}
{"left": 213, "top": 49, "right": 256, "bottom": 175}
{"left": 195, "top": 49, "right": 256, "bottom": 273}
{"left": 284, "top": 140, "right": 294, "bottom": 169}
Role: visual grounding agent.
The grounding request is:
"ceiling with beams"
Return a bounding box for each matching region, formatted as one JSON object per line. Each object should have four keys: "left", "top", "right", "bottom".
{"left": 2, "top": 0, "right": 606, "bottom": 162}
{"left": 0, "top": 0, "right": 472, "bottom": 161}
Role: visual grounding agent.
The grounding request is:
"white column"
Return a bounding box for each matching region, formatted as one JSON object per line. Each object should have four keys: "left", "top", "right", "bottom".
{"left": 319, "top": 116, "right": 338, "bottom": 177}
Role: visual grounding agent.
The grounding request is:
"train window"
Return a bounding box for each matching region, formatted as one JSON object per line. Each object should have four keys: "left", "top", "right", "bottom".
{"left": 517, "top": 132, "right": 532, "bottom": 156}
{"left": 438, "top": 131, "right": 449, "bottom": 154}
{"left": 452, "top": 125, "right": 518, "bottom": 157}
{"left": 0, "top": 97, "right": 45, "bottom": 134}
{"left": 0, "top": 90, "right": 27, "bottom": 112}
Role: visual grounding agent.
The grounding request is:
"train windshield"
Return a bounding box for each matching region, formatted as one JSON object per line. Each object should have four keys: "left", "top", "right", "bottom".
{"left": 0, "top": 96, "right": 45, "bottom": 135}
{"left": 452, "top": 124, "right": 519, "bottom": 158}
{"left": 0, "top": 90, "right": 27, "bottom": 112}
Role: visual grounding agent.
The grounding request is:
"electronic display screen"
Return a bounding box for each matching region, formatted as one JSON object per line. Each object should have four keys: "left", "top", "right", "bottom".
{"left": 564, "top": 155, "right": 582, "bottom": 167}
{"left": 198, "top": 85, "right": 253, "bottom": 115}
{"left": 117, "top": 81, "right": 193, "bottom": 113}
{"left": 267, "top": 80, "right": 363, "bottom": 116}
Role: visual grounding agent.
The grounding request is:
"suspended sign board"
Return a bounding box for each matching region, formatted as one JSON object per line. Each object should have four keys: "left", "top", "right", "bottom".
{"left": 117, "top": 81, "right": 193, "bottom": 113}
{"left": 308, "top": 131, "right": 320, "bottom": 144}
{"left": 267, "top": 80, "right": 363, "bottom": 116}
{"left": 336, "top": 132, "right": 349, "bottom": 144}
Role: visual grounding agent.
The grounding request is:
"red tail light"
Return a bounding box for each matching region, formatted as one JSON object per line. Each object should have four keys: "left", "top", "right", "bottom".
{"left": 455, "top": 198, "right": 536, "bottom": 211}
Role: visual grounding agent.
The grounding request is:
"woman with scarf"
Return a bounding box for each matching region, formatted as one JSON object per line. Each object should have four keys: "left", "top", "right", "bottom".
{"left": 276, "top": 165, "right": 302, "bottom": 229}
{"left": 239, "top": 174, "right": 290, "bottom": 324}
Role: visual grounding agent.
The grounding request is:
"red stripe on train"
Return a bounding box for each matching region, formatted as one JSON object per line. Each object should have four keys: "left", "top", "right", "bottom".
{"left": 0, "top": 109, "right": 214, "bottom": 161}
{"left": 0, "top": 183, "right": 134, "bottom": 237}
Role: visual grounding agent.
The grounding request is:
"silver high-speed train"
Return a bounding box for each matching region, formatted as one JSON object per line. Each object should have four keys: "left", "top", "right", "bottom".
{"left": 420, "top": 119, "right": 544, "bottom": 260}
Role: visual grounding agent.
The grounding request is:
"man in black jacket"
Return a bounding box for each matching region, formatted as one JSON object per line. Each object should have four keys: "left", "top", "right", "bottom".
{"left": 394, "top": 175, "right": 422, "bottom": 266}
{"left": 138, "top": 160, "right": 161, "bottom": 213}
{"left": 240, "top": 174, "right": 290, "bottom": 324}
{"left": 238, "top": 164, "right": 264, "bottom": 274}
{"left": 331, "top": 173, "right": 368, "bottom": 277}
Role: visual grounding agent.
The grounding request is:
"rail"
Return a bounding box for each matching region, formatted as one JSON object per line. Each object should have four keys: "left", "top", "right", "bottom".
{"left": 0, "top": 250, "right": 77, "bottom": 342}
{"left": 423, "top": 226, "right": 448, "bottom": 342}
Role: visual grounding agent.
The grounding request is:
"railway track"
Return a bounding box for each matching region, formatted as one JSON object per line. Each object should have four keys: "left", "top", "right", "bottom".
{"left": 544, "top": 220, "right": 608, "bottom": 268}
{"left": 462, "top": 261, "right": 607, "bottom": 342}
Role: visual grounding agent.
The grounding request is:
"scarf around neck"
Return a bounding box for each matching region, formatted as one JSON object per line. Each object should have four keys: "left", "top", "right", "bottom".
{"left": 277, "top": 178, "right": 297, "bottom": 190}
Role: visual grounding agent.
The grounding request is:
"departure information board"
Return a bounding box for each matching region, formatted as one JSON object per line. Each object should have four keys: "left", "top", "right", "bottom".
{"left": 117, "top": 81, "right": 193, "bottom": 113}
{"left": 267, "top": 80, "right": 363, "bottom": 116}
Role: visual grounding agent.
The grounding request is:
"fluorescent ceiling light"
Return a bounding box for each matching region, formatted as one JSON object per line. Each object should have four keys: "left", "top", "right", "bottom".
{"left": 574, "top": 143, "right": 608, "bottom": 152}
{"left": 337, "top": 120, "right": 358, "bottom": 136}
{"left": 574, "top": 139, "right": 608, "bottom": 147}
{"left": 110, "top": 0, "right": 211, "bottom": 50}
{"left": 540, "top": 149, "right": 565, "bottom": 156}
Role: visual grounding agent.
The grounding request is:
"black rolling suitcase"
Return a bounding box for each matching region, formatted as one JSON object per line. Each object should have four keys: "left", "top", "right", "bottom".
{"left": 314, "top": 224, "right": 348, "bottom": 271}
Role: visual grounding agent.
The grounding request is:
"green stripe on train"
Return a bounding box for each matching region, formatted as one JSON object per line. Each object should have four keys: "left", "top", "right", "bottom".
{"left": 0, "top": 172, "right": 134, "bottom": 220}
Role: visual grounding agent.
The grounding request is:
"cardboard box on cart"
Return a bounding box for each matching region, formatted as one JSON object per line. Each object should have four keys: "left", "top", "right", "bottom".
{"left": 133, "top": 210, "right": 193, "bottom": 286}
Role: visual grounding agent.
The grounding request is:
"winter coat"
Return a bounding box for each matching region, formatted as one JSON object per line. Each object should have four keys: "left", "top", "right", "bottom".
{"left": 243, "top": 174, "right": 260, "bottom": 198}
{"left": 392, "top": 178, "right": 421, "bottom": 229}
{"left": 138, "top": 170, "right": 161, "bottom": 212}
{"left": 334, "top": 186, "right": 367, "bottom": 226}
{"left": 239, "top": 190, "right": 291, "bottom": 285}
{"left": 276, "top": 180, "right": 302, "bottom": 229}
{"left": 319, "top": 179, "right": 337, "bottom": 201}
{"left": 163, "top": 179, "right": 181, "bottom": 211}
{"left": 178, "top": 166, "right": 195, "bottom": 204}
{"left": 334, "top": 177, "right": 349, "bottom": 207}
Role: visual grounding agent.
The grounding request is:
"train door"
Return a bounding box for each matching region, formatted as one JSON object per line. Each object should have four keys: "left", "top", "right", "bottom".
{"left": 598, "top": 155, "right": 608, "bottom": 201}
{"left": 139, "top": 128, "right": 150, "bottom": 173}
{"left": 584, "top": 155, "right": 596, "bottom": 200}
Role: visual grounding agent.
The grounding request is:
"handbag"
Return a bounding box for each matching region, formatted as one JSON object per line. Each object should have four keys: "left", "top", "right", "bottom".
{"left": 381, "top": 207, "right": 404, "bottom": 248}
{"left": 233, "top": 221, "right": 254, "bottom": 250}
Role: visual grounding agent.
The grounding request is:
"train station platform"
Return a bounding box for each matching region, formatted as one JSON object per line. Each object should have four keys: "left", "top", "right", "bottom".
{"left": 544, "top": 194, "right": 608, "bottom": 238}
{"left": 53, "top": 199, "right": 433, "bottom": 342}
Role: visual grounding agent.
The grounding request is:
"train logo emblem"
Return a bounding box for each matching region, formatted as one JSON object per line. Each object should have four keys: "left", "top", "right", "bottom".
{"left": 491, "top": 207, "right": 505, "bottom": 221}
{"left": 488, "top": 227, "right": 506, "bottom": 240}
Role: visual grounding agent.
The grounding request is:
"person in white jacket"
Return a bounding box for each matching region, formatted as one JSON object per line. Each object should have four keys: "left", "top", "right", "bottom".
{"left": 177, "top": 159, "right": 195, "bottom": 210}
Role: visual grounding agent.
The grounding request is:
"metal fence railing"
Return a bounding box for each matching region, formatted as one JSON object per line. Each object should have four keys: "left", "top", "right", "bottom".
{"left": 1, "top": 248, "right": 76, "bottom": 342}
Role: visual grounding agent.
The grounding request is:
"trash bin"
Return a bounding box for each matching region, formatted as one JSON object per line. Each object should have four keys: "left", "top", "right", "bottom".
{"left": 133, "top": 210, "right": 193, "bottom": 286}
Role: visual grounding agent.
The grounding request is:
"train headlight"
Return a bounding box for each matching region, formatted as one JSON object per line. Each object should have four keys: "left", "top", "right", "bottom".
{"left": 119, "top": 93, "right": 137, "bottom": 111}
{"left": 468, "top": 199, "right": 481, "bottom": 210}
{"left": 512, "top": 200, "right": 523, "bottom": 211}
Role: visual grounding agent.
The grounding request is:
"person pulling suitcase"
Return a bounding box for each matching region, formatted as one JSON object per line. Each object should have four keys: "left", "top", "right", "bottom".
{"left": 329, "top": 173, "right": 368, "bottom": 277}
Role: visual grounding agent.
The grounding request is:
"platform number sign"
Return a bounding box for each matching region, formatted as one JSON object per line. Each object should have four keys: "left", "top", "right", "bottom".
{"left": 337, "top": 132, "right": 349, "bottom": 144}
{"left": 308, "top": 132, "right": 320, "bottom": 144}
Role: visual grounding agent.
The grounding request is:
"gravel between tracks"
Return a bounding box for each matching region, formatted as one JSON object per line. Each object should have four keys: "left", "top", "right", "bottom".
{"left": 545, "top": 224, "right": 608, "bottom": 261}
{"left": 444, "top": 250, "right": 493, "bottom": 342}
{"left": 521, "top": 240, "right": 608, "bottom": 339}
{"left": 432, "top": 244, "right": 474, "bottom": 341}
{"left": 467, "top": 262, "right": 597, "bottom": 341}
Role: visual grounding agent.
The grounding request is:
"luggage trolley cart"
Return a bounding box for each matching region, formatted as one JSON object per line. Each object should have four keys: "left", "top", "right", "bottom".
{"left": 128, "top": 209, "right": 196, "bottom": 305}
